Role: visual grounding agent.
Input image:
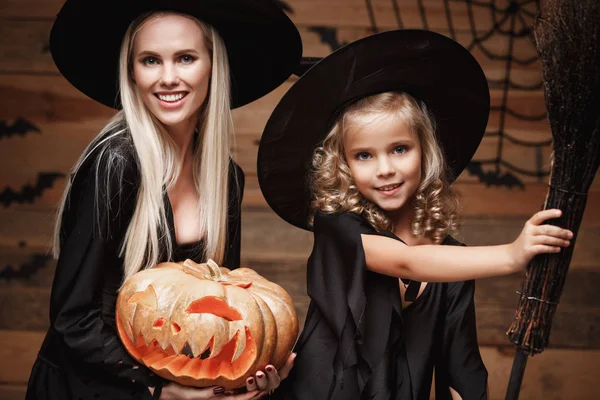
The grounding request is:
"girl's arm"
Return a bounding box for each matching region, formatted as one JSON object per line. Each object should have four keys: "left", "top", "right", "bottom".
{"left": 361, "top": 209, "right": 573, "bottom": 282}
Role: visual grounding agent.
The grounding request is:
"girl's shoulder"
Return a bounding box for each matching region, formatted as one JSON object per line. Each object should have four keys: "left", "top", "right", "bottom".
{"left": 442, "top": 235, "right": 465, "bottom": 247}
{"left": 313, "top": 210, "right": 378, "bottom": 237}
{"left": 313, "top": 211, "right": 385, "bottom": 245}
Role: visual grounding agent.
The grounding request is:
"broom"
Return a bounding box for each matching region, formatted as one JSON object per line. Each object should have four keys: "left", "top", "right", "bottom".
{"left": 505, "top": 0, "right": 600, "bottom": 398}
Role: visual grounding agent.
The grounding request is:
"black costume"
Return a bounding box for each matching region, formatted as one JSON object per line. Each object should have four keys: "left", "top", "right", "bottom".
{"left": 257, "top": 29, "right": 492, "bottom": 400}
{"left": 273, "top": 212, "right": 488, "bottom": 400}
{"left": 26, "top": 134, "right": 245, "bottom": 400}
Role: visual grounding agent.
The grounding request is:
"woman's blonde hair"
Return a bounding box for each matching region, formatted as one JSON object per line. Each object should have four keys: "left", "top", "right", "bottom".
{"left": 309, "top": 92, "right": 458, "bottom": 243}
{"left": 53, "top": 11, "right": 235, "bottom": 282}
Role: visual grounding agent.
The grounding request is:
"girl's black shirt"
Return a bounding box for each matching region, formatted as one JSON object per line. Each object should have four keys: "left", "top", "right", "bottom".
{"left": 273, "top": 211, "right": 488, "bottom": 400}
{"left": 26, "top": 139, "right": 244, "bottom": 400}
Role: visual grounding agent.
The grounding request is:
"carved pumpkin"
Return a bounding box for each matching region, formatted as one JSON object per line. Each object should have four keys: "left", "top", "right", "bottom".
{"left": 116, "top": 259, "right": 298, "bottom": 389}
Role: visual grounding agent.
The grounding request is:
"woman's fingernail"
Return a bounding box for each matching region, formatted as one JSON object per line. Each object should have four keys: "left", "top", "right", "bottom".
{"left": 248, "top": 377, "right": 255, "bottom": 384}
{"left": 257, "top": 372, "right": 265, "bottom": 379}
{"left": 266, "top": 366, "right": 274, "bottom": 372}
{"left": 213, "top": 387, "right": 225, "bottom": 394}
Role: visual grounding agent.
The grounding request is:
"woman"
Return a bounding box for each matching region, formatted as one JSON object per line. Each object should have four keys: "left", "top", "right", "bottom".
{"left": 26, "top": 0, "right": 301, "bottom": 399}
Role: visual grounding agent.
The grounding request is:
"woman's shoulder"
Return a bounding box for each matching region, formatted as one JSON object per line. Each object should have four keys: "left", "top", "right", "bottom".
{"left": 77, "top": 129, "right": 139, "bottom": 186}
{"left": 67, "top": 128, "right": 140, "bottom": 219}
{"left": 229, "top": 158, "right": 244, "bottom": 176}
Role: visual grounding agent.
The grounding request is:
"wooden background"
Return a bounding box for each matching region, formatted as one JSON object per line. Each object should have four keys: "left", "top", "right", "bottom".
{"left": 1, "top": 0, "right": 599, "bottom": 399}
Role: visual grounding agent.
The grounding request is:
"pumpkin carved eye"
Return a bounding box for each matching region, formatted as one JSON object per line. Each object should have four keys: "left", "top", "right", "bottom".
{"left": 185, "top": 297, "right": 243, "bottom": 321}
{"left": 153, "top": 318, "right": 165, "bottom": 329}
{"left": 116, "top": 259, "right": 299, "bottom": 390}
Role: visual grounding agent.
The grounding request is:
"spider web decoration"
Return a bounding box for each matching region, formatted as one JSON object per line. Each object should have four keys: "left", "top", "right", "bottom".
{"left": 294, "top": 0, "right": 552, "bottom": 188}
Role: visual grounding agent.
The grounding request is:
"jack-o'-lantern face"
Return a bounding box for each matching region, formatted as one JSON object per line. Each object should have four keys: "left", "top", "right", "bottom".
{"left": 116, "top": 260, "right": 298, "bottom": 389}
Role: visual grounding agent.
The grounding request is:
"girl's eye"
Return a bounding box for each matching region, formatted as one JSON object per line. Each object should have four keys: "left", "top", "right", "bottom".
{"left": 356, "top": 152, "right": 371, "bottom": 161}
{"left": 142, "top": 56, "right": 159, "bottom": 66}
{"left": 393, "top": 145, "right": 407, "bottom": 155}
{"left": 180, "top": 54, "right": 196, "bottom": 64}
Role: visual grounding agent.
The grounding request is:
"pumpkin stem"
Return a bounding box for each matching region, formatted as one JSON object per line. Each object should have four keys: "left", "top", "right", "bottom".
{"left": 182, "top": 259, "right": 228, "bottom": 282}
{"left": 204, "top": 259, "right": 225, "bottom": 281}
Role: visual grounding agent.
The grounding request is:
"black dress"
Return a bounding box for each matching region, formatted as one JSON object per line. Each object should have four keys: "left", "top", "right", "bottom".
{"left": 273, "top": 212, "right": 487, "bottom": 400}
{"left": 25, "top": 137, "right": 245, "bottom": 400}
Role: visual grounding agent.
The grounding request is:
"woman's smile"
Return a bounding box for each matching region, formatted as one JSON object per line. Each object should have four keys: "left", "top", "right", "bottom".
{"left": 155, "top": 91, "right": 189, "bottom": 108}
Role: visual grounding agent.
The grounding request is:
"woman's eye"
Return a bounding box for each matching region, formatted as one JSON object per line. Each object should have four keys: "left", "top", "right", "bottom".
{"left": 180, "top": 55, "right": 196, "bottom": 64}
{"left": 393, "top": 146, "right": 407, "bottom": 155}
{"left": 356, "top": 152, "right": 371, "bottom": 161}
{"left": 142, "top": 56, "right": 158, "bottom": 66}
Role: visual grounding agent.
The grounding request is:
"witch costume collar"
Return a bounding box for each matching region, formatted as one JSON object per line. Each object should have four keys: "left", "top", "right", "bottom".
{"left": 257, "top": 29, "right": 490, "bottom": 231}
{"left": 50, "top": 0, "right": 302, "bottom": 109}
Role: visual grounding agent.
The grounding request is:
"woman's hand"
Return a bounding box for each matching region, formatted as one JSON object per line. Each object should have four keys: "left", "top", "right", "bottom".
{"left": 159, "top": 383, "right": 261, "bottom": 400}
{"left": 157, "top": 352, "right": 296, "bottom": 399}
{"left": 510, "top": 209, "right": 573, "bottom": 271}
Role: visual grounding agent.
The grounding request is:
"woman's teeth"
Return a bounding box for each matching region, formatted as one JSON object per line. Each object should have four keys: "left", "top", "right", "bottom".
{"left": 157, "top": 93, "right": 185, "bottom": 102}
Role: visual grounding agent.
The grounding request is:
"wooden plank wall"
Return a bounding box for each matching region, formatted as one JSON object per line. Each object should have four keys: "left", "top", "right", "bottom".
{"left": 1, "top": 1, "right": 599, "bottom": 399}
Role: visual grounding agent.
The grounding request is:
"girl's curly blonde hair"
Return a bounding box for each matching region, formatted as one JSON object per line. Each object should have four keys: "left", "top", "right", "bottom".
{"left": 309, "top": 91, "right": 459, "bottom": 243}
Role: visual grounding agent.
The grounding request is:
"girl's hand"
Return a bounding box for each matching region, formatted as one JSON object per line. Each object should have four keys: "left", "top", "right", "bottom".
{"left": 510, "top": 209, "right": 573, "bottom": 271}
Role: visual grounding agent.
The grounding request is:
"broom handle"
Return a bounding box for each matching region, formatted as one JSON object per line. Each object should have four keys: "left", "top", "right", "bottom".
{"left": 505, "top": 349, "right": 529, "bottom": 400}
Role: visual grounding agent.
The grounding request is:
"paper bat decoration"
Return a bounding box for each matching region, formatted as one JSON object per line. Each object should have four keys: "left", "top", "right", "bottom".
{"left": 0, "top": 252, "right": 53, "bottom": 281}
{"left": 0, "top": 172, "right": 65, "bottom": 207}
{"left": 0, "top": 118, "right": 41, "bottom": 139}
{"left": 309, "top": 26, "right": 347, "bottom": 51}
{"left": 466, "top": 162, "right": 525, "bottom": 189}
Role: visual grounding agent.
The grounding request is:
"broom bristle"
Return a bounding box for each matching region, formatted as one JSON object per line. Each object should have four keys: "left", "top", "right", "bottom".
{"left": 507, "top": 0, "right": 600, "bottom": 354}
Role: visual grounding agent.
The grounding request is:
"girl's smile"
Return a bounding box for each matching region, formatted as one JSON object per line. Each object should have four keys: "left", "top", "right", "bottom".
{"left": 376, "top": 182, "right": 403, "bottom": 195}
{"left": 344, "top": 114, "right": 422, "bottom": 218}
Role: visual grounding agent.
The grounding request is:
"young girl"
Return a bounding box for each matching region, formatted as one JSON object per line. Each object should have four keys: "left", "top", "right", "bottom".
{"left": 26, "top": 1, "right": 301, "bottom": 399}
{"left": 257, "top": 30, "right": 572, "bottom": 399}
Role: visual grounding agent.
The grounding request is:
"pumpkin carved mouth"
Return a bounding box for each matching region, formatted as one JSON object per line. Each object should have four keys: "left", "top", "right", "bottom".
{"left": 118, "top": 317, "right": 257, "bottom": 381}
{"left": 117, "top": 289, "right": 258, "bottom": 380}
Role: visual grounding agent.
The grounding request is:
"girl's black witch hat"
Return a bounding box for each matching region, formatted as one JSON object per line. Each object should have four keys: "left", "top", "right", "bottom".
{"left": 258, "top": 30, "right": 490, "bottom": 230}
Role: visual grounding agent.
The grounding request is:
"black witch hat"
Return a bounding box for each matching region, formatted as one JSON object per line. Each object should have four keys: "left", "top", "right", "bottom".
{"left": 258, "top": 29, "right": 490, "bottom": 230}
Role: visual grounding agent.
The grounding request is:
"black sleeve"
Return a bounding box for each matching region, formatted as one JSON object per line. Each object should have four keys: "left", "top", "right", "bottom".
{"left": 435, "top": 280, "right": 488, "bottom": 400}
{"left": 224, "top": 161, "right": 244, "bottom": 270}
{"left": 50, "top": 149, "right": 163, "bottom": 398}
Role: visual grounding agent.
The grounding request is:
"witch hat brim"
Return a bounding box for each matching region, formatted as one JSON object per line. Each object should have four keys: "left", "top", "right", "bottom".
{"left": 50, "top": 0, "right": 302, "bottom": 109}
{"left": 258, "top": 29, "right": 490, "bottom": 231}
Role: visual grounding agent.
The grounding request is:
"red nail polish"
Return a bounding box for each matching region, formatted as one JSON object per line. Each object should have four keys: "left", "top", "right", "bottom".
{"left": 213, "top": 387, "right": 225, "bottom": 394}
{"left": 248, "top": 377, "right": 255, "bottom": 384}
{"left": 257, "top": 373, "right": 264, "bottom": 379}
{"left": 266, "top": 366, "right": 273, "bottom": 372}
